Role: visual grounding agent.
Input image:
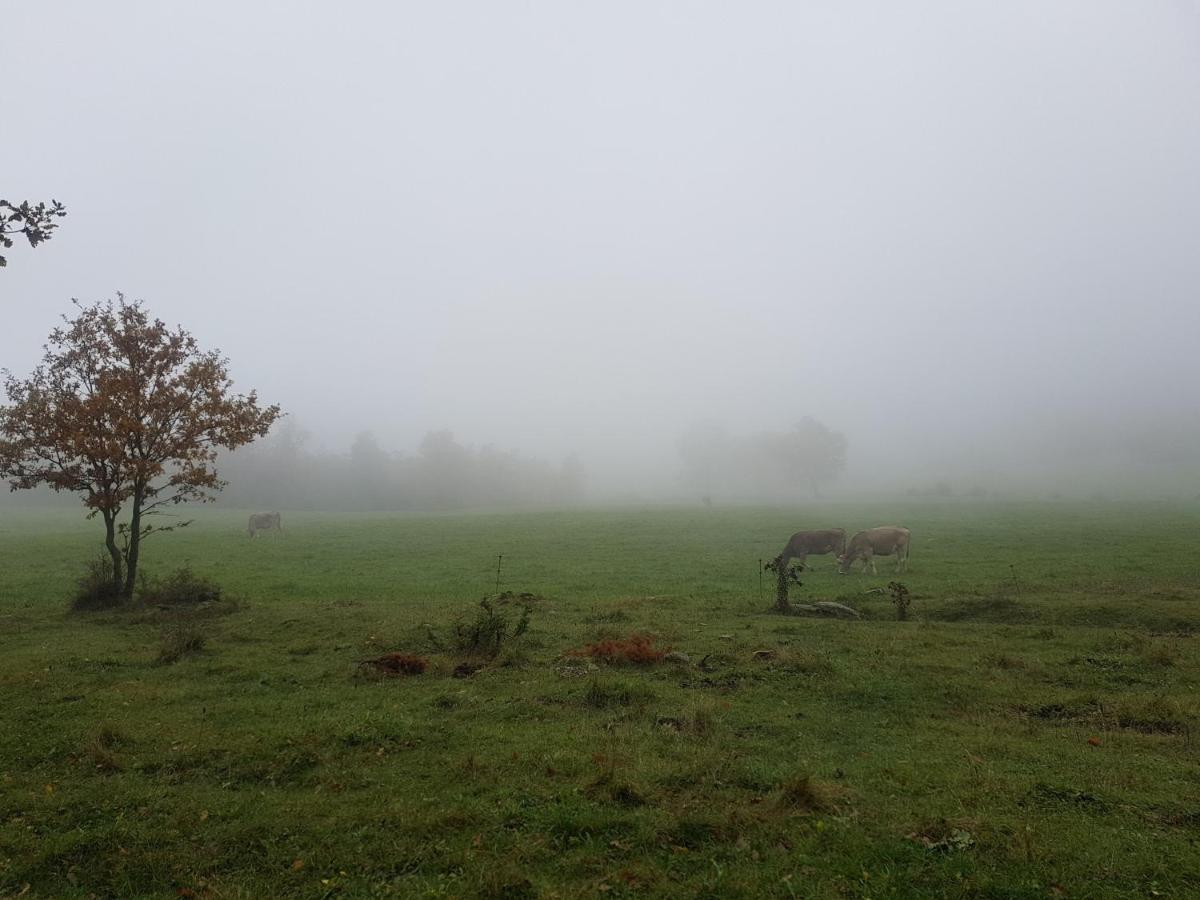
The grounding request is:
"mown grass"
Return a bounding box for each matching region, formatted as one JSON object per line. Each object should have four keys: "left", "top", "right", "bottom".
{"left": 0, "top": 501, "right": 1198, "bottom": 898}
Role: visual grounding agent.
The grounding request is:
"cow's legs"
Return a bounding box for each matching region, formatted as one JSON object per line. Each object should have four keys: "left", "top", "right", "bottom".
{"left": 866, "top": 550, "right": 876, "bottom": 575}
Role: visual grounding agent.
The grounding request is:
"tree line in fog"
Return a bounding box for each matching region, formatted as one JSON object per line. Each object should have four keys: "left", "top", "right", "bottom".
{"left": 214, "top": 422, "right": 585, "bottom": 510}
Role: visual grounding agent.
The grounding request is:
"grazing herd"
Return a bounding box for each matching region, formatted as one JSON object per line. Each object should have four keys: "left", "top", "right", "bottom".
{"left": 776, "top": 525, "right": 911, "bottom": 574}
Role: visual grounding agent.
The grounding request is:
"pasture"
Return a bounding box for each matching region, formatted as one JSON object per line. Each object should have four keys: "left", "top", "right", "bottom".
{"left": 1, "top": 502, "right": 1198, "bottom": 898}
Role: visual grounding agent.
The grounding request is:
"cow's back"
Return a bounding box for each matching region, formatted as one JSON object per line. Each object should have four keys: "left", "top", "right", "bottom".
{"left": 789, "top": 528, "right": 845, "bottom": 554}
{"left": 863, "top": 526, "right": 909, "bottom": 553}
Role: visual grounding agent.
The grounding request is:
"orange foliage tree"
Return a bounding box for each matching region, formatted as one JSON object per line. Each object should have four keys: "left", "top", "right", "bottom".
{"left": 0, "top": 296, "right": 281, "bottom": 597}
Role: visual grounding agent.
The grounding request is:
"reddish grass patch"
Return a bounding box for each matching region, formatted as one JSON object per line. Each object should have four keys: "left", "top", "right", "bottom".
{"left": 363, "top": 653, "right": 428, "bottom": 675}
{"left": 570, "top": 632, "right": 670, "bottom": 665}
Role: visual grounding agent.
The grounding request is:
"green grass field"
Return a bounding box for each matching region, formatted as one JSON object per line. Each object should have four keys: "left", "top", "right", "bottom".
{"left": 1, "top": 502, "right": 1198, "bottom": 898}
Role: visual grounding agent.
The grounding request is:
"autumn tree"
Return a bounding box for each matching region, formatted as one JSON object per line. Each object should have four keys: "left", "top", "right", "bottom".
{"left": 0, "top": 296, "right": 281, "bottom": 597}
{"left": 1, "top": 199, "right": 67, "bottom": 267}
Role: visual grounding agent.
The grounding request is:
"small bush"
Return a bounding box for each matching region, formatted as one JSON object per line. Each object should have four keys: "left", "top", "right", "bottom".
{"left": 139, "top": 566, "right": 222, "bottom": 606}
{"left": 447, "top": 598, "right": 532, "bottom": 659}
{"left": 71, "top": 557, "right": 124, "bottom": 612}
{"left": 570, "top": 632, "right": 669, "bottom": 665}
{"left": 158, "top": 623, "right": 206, "bottom": 664}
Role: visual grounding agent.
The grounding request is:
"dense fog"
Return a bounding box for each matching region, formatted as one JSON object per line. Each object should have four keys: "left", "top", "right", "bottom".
{"left": 4, "top": 3, "right": 1199, "bottom": 508}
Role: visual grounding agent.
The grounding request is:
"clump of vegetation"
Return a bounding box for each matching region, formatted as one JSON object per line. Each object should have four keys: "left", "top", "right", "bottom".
{"left": 583, "top": 677, "right": 656, "bottom": 709}
{"left": 71, "top": 556, "right": 125, "bottom": 612}
{"left": 772, "top": 646, "right": 837, "bottom": 677}
{"left": 82, "top": 725, "right": 126, "bottom": 774}
{"left": 776, "top": 774, "right": 833, "bottom": 812}
{"left": 362, "top": 653, "right": 428, "bottom": 676}
{"left": 426, "top": 597, "right": 533, "bottom": 660}
{"left": 764, "top": 557, "right": 804, "bottom": 612}
{"left": 907, "top": 820, "right": 976, "bottom": 852}
{"left": 139, "top": 566, "right": 223, "bottom": 606}
{"left": 158, "top": 623, "right": 206, "bottom": 664}
{"left": 570, "top": 632, "right": 669, "bottom": 665}
{"left": 889, "top": 581, "right": 911, "bottom": 620}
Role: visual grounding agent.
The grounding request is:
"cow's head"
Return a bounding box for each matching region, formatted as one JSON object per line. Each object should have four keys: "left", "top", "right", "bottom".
{"left": 836, "top": 554, "right": 852, "bottom": 575}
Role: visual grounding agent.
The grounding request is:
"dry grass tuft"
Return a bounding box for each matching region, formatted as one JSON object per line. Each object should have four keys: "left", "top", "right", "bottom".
{"left": 569, "top": 632, "right": 669, "bottom": 665}
{"left": 158, "top": 623, "right": 206, "bottom": 664}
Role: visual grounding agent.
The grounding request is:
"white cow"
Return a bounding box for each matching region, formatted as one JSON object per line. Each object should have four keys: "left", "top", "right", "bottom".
{"left": 838, "top": 526, "right": 911, "bottom": 574}
{"left": 247, "top": 511, "right": 282, "bottom": 537}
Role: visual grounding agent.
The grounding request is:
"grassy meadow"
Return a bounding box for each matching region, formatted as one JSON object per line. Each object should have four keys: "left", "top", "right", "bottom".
{"left": 1, "top": 501, "right": 1198, "bottom": 898}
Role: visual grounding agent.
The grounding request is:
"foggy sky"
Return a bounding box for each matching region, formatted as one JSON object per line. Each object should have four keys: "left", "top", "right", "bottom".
{"left": 4, "top": 2, "right": 1199, "bottom": 496}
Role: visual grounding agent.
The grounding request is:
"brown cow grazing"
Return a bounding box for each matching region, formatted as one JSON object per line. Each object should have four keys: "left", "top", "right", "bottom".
{"left": 838, "top": 526, "right": 911, "bottom": 574}
{"left": 773, "top": 528, "right": 847, "bottom": 571}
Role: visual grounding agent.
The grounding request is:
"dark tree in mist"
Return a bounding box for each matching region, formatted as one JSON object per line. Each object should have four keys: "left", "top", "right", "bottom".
{"left": 349, "top": 430, "right": 392, "bottom": 508}
{"left": 678, "top": 417, "right": 847, "bottom": 499}
{"left": 0, "top": 296, "right": 281, "bottom": 596}
{"left": 762, "top": 417, "right": 848, "bottom": 498}
{"left": 1, "top": 199, "right": 67, "bottom": 267}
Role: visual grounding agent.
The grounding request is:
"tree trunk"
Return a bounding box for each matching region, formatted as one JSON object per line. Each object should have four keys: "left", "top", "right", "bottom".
{"left": 122, "top": 488, "right": 144, "bottom": 599}
{"left": 101, "top": 509, "right": 122, "bottom": 586}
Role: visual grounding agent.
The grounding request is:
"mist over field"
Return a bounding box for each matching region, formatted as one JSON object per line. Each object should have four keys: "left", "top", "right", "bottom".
{"left": 4, "top": 2, "right": 1199, "bottom": 505}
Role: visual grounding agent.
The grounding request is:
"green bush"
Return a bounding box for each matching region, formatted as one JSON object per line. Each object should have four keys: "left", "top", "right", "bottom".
{"left": 71, "top": 557, "right": 124, "bottom": 612}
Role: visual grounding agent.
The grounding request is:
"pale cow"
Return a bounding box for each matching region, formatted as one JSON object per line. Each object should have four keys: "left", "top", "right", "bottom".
{"left": 838, "top": 526, "right": 911, "bottom": 574}
{"left": 247, "top": 511, "right": 282, "bottom": 537}
{"left": 773, "top": 528, "right": 846, "bottom": 571}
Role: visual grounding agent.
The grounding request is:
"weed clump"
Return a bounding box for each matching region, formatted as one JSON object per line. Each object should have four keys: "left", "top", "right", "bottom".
{"left": 139, "top": 566, "right": 223, "bottom": 606}
{"left": 71, "top": 557, "right": 124, "bottom": 612}
{"left": 430, "top": 598, "right": 532, "bottom": 659}
{"left": 83, "top": 725, "right": 126, "bottom": 773}
{"left": 362, "top": 653, "right": 428, "bottom": 676}
{"left": 888, "top": 581, "right": 911, "bottom": 620}
{"left": 777, "top": 774, "right": 832, "bottom": 812}
{"left": 583, "top": 678, "right": 656, "bottom": 709}
{"left": 571, "top": 632, "right": 669, "bottom": 665}
{"left": 158, "top": 623, "right": 206, "bottom": 663}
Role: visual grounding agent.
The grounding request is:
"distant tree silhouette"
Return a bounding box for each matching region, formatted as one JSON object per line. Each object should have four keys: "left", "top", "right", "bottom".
{"left": 678, "top": 417, "right": 847, "bottom": 499}
{"left": 759, "top": 417, "right": 848, "bottom": 498}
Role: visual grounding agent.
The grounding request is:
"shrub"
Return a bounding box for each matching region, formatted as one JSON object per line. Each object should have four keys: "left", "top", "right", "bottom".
{"left": 139, "top": 566, "right": 222, "bottom": 606}
{"left": 449, "top": 598, "right": 531, "bottom": 658}
{"left": 158, "top": 623, "right": 206, "bottom": 663}
{"left": 71, "top": 557, "right": 124, "bottom": 612}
